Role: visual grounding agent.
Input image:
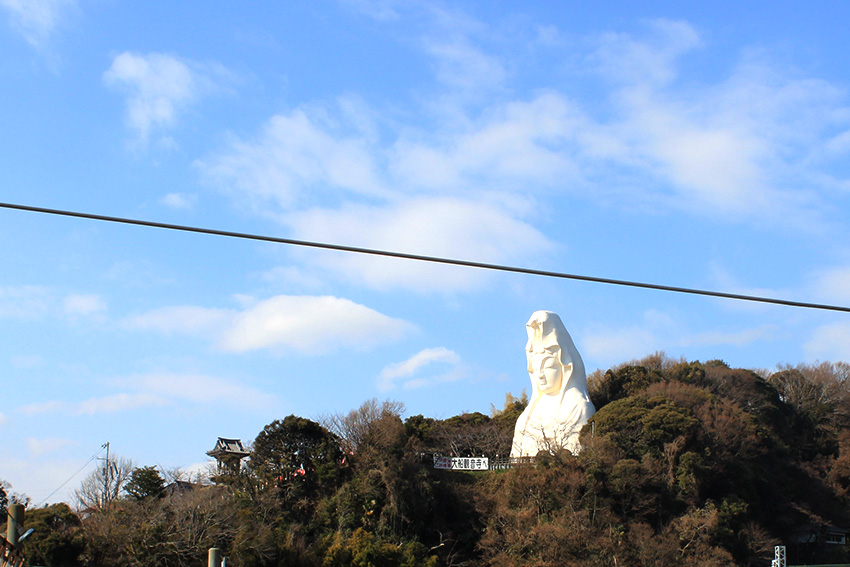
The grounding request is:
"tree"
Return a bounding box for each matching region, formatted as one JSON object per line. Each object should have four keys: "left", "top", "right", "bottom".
{"left": 0, "top": 478, "right": 30, "bottom": 516}
{"left": 251, "top": 415, "right": 344, "bottom": 500}
{"left": 322, "top": 398, "right": 406, "bottom": 454}
{"left": 23, "top": 503, "right": 86, "bottom": 567}
{"left": 124, "top": 466, "right": 165, "bottom": 500}
{"left": 74, "top": 456, "right": 134, "bottom": 511}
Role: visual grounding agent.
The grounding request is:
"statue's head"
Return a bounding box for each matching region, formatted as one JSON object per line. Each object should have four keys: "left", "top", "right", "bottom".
{"left": 525, "top": 311, "right": 587, "bottom": 397}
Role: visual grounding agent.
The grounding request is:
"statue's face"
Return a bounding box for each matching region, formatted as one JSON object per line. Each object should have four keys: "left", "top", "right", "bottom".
{"left": 529, "top": 349, "right": 562, "bottom": 395}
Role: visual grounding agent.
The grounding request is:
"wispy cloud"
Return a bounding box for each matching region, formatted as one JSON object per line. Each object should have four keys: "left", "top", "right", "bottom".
{"left": 19, "top": 372, "right": 276, "bottom": 417}
{"left": 285, "top": 197, "right": 552, "bottom": 292}
{"left": 21, "top": 400, "right": 69, "bottom": 416}
{"left": 199, "top": 18, "right": 850, "bottom": 302}
{"left": 124, "top": 294, "right": 413, "bottom": 355}
{"left": 583, "top": 310, "right": 776, "bottom": 369}
{"left": 26, "top": 436, "right": 74, "bottom": 456}
{"left": 199, "top": 98, "right": 556, "bottom": 292}
{"left": 0, "top": 285, "right": 52, "bottom": 318}
{"left": 123, "top": 305, "right": 234, "bottom": 339}
{"left": 805, "top": 322, "right": 850, "bottom": 361}
{"left": 221, "top": 295, "right": 412, "bottom": 354}
{"left": 582, "top": 325, "right": 663, "bottom": 367}
{"left": 63, "top": 294, "right": 106, "bottom": 316}
{"left": 0, "top": 0, "right": 73, "bottom": 48}
{"left": 77, "top": 392, "right": 168, "bottom": 415}
{"left": 582, "top": 22, "right": 849, "bottom": 224}
{"left": 684, "top": 325, "right": 777, "bottom": 348}
{"left": 809, "top": 266, "right": 850, "bottom": 304}
{"left": 0, "top": 286, "right": 107, "bottom": 320}
{"left": 104, "top": 52, "right": 229, "bottom": 147}
{"left": 129, "top": 373, "right": 274, "bottom": 409}
{"left": 22, "top": 394, "right": 169, "bottom": 416}
{"left": 160, "top": 192, "right": 197, "bottom": 210}
{"left": 378, "top": 346, "right": 461, "bottom": 391}
{"left": 198, "top": 105, "right": 389, "bottom": 211}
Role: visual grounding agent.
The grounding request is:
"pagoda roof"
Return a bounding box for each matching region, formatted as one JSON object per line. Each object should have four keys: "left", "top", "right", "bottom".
{"left": 207, "top": 437, "right": 251, "bottom": 458}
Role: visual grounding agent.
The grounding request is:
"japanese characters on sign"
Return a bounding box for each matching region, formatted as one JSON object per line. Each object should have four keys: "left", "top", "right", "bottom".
{"left": 434, "top": 456, "right": 489, "bottom": 471}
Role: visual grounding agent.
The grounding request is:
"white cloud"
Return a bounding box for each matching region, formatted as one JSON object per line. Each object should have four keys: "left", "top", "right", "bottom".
{"left": 199, "top": 17, "right": 850, "bottom": 302}
{"left": 160, "top": 192, "right": 197, "bottom": 210}
{"left": 21, "top": 394, "right": 167, "bottom": 416}
{"left": 63, "top": 294, "right": 106, "bottom": 316}
{"left": 810, "top": 266, "right": 850, "bottom": 304}
{"left": 77, "top": 393, "right": 168, "bottom": 415}
{"left": 423, "top": 35, "right": 506, "bottom": 93}
{"left": 123, "top": 305, "right": 234, "bottom": 338}
{"left": 198, "top": 105, "right": 388, "bottom": 211}
{"left": 26, "top": 437, "right": 74, "bottom": 456}
{"left": 17, "top": 372, "right": 269, "bottom": 416}
{"left": 104, "top": 52, "right": 227, "bottom": 146}
{"left": 582, "top": 326, "right": 662, "bottom": 367}
{"left": 220, "top": 295, "right": 412, "bottom": 354}
{"left": 3, "top": 456, "right": 91, "bottom": 506}
{"left": 585, "top": 22, "right": 848, "bottom": 223}
{"left": 684, "top": 325, "right": 776, "bottom": 348}
{"left": 19, "top": 372, "right": 274, "bottom": 418}
{"left": 390, "top": 92, "right": 583, "bottom": 192}
{"left": 591, "top": 19, "right": 702, "bottom": 86}
{"left": 707, "top": 263, "right": 793, "bottom": 313}
{"left": 125, "top": 295, "right": 412, "bottom": 355}
{"left": 286, "top": 197, "right": 552, "bottom": 292}
{"left": 805, "top": 322, "right": 850, "bottom": 361}
{"left": 0, "top": 285, "right": 51, "bottom": 318}
{"left": 378, "top": 346, "right": 462, "bottom": 391}
{"left": 0, "top": 412, "right": 7, "bottom": 426}
{"left": 0, "top": 0, "right": 72, "bottom": 47}
{"left": 20, "top": 400, "right": 65, "bottom": 416}
{"left": 130, "top": 373, "right": 273, "bottom": 409}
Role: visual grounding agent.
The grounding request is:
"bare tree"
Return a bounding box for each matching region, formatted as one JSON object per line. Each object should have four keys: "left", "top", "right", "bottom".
{"left": 74, "top": 456, "right": 134, "bottom": 512}
{"left": 320, "top": 398, "right": 405, "bottom": 454}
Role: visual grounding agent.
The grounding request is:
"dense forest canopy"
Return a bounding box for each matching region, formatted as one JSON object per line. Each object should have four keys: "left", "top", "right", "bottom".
{"left": 4, "top": 354, "right": 850, "bottom": 567}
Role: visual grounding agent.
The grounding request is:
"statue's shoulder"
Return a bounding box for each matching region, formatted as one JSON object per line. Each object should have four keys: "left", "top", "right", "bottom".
{"left": 557, "top": 388, "right": 596, "bottom": 421}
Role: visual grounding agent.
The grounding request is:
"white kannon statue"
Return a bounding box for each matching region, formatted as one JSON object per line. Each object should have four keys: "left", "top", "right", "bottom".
{"left": 511, "top": 311, "right": 596, "bottom": 457}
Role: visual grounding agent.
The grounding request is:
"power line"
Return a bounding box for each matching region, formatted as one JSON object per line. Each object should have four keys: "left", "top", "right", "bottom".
{"left": 36, "top": 444, "right": 107, "bottom": 506}
{"left": 2, "top": 201, "right": 849, "bottom": 313}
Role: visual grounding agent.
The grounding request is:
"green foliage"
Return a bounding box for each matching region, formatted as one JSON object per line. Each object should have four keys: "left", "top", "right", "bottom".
{"left": 53, "top": 356, "right": 850, "bottom": 567}
{"left": 588, "top": 365, "right": 663, "bottom": 409}
{"left": 23, "top": 503, "right": 85, "bottom": 567}
{"left": 124, "top": 466, "right": 165, "bottom": 500}
{"left": 252, "top": 414, "right": 345, "bottom": 506}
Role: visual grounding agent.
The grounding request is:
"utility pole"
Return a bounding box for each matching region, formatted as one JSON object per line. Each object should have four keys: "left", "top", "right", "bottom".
{"left": 98, "top": 442, "right": 111, "bottom": 509}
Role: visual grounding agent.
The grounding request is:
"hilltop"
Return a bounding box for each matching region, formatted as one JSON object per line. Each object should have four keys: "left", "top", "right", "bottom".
{"left": 5, "top": 354, "right": 850, "bottom": 567}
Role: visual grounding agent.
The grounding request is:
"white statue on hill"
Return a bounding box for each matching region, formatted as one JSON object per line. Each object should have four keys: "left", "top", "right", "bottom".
{"left": 511, "top": 311, "right": 596, "bottom": 457}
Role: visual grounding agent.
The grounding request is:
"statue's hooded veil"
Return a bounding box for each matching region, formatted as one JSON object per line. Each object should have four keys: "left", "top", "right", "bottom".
{"left": 525, "top": 311, "right": 590, "bottom": 405}
{"left": 512, "top": 310, "right": 596, "bottom": 457}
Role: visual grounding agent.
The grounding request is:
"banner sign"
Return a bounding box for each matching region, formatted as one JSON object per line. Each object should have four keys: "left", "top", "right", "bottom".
{"left": 434, "top": 456, "right": 489, "bottom": 471}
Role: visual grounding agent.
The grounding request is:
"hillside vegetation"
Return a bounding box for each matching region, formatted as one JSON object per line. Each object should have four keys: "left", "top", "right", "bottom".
{"left": 5, "top": 355, "right": 850, "bottom": 567}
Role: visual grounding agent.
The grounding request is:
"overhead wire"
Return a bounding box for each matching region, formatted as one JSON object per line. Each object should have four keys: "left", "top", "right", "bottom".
{"left": 35, "top": 444, "right": 107, "bottom": 507}
{"left": 1, "top": 201, "right": 849, "bottom": 313}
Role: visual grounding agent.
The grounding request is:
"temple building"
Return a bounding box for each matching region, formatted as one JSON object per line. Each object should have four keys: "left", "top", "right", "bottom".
{"left": 207, "top": 437, "right": 251, "bottom": 476}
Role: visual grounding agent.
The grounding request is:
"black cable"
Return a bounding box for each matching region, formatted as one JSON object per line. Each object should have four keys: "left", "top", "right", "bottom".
{"left": 2, "top": 201, "right": 849, "bottom": 313}
{"left": 36, "top": 444, "right": 107, "bottom": 506}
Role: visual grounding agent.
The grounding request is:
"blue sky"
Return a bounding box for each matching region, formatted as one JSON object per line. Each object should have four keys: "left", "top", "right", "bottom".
{"left": 2, "top": 0, "right": 850, "bottom": 505}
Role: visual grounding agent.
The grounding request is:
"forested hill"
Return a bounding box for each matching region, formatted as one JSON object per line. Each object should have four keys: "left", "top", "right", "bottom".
{"left": 8, "top": 356, "right": 850, "bottom": 567}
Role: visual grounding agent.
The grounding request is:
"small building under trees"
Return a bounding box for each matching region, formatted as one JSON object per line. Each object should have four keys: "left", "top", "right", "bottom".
{"left": 207, "top": 437, "right": 250, "bottom": 476}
